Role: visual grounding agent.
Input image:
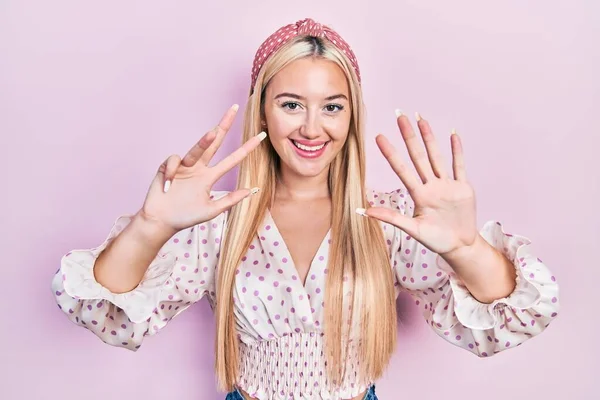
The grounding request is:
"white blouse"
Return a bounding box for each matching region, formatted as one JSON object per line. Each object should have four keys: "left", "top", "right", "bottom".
{"left": 52, "top": 188, "right": 560, "bottom": 400}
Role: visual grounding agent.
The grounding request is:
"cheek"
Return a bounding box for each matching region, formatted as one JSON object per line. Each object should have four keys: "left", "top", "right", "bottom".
{"left": 326, "top": 116, "right": 351, "bottom": 142}
{"left": 266, "top": 112, "right": 299, "bottom": 138}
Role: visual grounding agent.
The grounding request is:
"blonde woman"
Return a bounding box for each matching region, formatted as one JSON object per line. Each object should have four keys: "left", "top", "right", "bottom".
{"left": 52, "top": 18, "right": 560, "bottom": 400}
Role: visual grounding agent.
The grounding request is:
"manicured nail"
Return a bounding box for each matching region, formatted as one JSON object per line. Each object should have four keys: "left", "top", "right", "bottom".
{"left": 250, "top": 187, "right": 260, "bottom": 195}
{"left": 163, "top": 180, "right": 171, "bottom": 193}
{"left": 256, "top": 131, "right": 267, "bottom": 141}
{"left": 231, "top": 104, "right": 239, "bottom": 111}
{"left": 355, "top": 207, "right": 367, "bottom": 217}
{"left": 395, "top": 109, "right": 403, "bottom": 118}
{"left": 415, "top": 112, "right": 422, "bottom": 122}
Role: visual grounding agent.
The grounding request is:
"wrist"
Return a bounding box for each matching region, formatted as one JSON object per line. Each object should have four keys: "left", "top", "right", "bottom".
{"left": 441, "top": 234, "right": 516, "bottom": 303}
{"left": 132, "top": 210, "right": 178, "bottom": 245}
{"left": 441, "top": 234, "right": 487, "bottom": 264}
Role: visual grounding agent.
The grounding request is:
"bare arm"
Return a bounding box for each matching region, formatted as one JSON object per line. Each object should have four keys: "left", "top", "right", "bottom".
{"left": 91, "top": 105, "right": 266, "bottom": 294}
{"left": 93, "top": 212, "right": 177, "bottom": 294}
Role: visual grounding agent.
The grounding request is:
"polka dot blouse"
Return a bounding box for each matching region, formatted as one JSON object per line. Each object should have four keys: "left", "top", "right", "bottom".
{"left": 52, "top": 189, "right": 560, "bottom": 400}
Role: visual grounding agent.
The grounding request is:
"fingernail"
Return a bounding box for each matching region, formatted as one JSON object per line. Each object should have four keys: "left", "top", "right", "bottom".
{"left": 415, "top": 112, "right": 422, "bottom": 122}
{"left": 256, "top": 131, "right": 267, "bottom": 141}
{"left": 250, "top": 187, "right": 260, "bottom": 195}
{"left": 395, "top": 109, "right": 403, "bottom": 118}
{"left": 163, "top": 180, "right": 171, "bottom": 193}
{"left": 451, "top": 128, "right": 457, "bottom": 135}
{"left": 355, "top": 207, "right": 367, "bottom": 217}
{"left": 231, "top": 104, "right": 239, "bottom": 111}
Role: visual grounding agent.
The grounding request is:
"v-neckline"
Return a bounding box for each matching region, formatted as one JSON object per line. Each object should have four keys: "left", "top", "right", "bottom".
{"left": 264, "top": 208, "right": 331, "bottom": 289}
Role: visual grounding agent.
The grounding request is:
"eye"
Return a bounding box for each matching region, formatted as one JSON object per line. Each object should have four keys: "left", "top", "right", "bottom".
{"left": 325, "top": 104, "right": 344, "bottom": 113}
{"left": 281, "top": 102, "right": 302, "bottom": 111}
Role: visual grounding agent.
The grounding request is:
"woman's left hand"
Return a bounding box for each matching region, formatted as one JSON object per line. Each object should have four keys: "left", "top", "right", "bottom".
{"left": 363, "top": 111, "right": 480, "bottom": 257}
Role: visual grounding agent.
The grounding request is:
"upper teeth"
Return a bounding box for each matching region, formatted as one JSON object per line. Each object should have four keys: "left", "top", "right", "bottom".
{"left": 293, "top": 140, "right": 325, "bottom": 151}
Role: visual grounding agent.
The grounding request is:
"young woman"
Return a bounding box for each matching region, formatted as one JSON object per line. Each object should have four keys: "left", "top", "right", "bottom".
{"left": 52, "top": 18, "right": 560, "bottom": 400}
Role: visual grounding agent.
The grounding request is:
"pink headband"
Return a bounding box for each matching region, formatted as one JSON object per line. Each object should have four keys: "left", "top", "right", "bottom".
{"left": 250, "top": 18, "right": 361, "bottom": 91}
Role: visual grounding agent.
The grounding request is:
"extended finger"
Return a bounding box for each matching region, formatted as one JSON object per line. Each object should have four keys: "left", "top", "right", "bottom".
{"left": 375, "top": 134, "right": 421, "bottom": 193}
{"left": 451, "top": 130, "right": 467, "bottom": 181}
{"left": 211, "top": 188, "right": 260, "bottom": 214}
{"left": 181, "top": 130, "right": 217, "bottom": 167}
{"left": 396, "top": 112, "right": 436, "bottom": 183}
{"left": 210, "top": 132, "right": 267, "bottom": 181}
{"left": 357, "top": 206, "right": 418, "bottom": 238}
{"left": 200, "top": 104, "right": 240, "bottom": 165}
{"left": 415, "top": 114, "right": 448, "bottom": 179}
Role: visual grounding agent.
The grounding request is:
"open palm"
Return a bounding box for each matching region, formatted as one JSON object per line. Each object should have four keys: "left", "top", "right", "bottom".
{"left": 140, "top": 105, "right": 266, "bottom": 232}
{"left": 365, "top": 112, "right": 478, "bottom": 256}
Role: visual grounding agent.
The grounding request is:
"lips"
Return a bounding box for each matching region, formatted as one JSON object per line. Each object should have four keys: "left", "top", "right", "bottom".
{"left": 289, "top": 139, "right": 329, "bottom": 159}
{"left": 292, "top": 140, "right": 326, "bottom": 151}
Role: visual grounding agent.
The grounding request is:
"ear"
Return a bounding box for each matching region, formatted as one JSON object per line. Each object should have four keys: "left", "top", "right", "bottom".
{"left": 260, "top": 112, "right": 268, "bottom": 128}
{"left": 259, "top": 101, "right": 268, "bottom": 129}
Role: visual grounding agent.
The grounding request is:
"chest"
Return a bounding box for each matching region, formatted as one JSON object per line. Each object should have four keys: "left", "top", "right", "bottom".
{"left": 230, "top": 208, "right": 332, "bottom": 335}
{"left": 269, "top": 201, "right": 330, "bottom": 284}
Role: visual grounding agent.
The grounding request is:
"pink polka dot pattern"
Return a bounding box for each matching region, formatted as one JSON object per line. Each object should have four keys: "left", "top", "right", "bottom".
{"left": 237, "top": 332, "right": 363, "bottom": 399}
{"left": 250, "top": 18, "right": 361, "bottom": 91}
{"left": 52, "top": 188, "right": 560, "bottom": 399}
{"left": 383, "top": 188, "right": 560, "bottom": 357}
{"left": 52, "top": 192, "right": 228, "bottom": 351}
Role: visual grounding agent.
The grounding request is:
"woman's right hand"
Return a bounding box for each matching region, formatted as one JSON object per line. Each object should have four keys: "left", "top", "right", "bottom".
{"left": 138, "top": 104, "right": 266, "bottom": 234}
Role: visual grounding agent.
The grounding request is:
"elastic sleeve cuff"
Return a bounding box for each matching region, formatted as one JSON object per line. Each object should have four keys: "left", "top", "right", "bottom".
{"left": 442, "top": 221, "right": 546, "bottom": 330}
{"left": 60, "top": 215, "right": 177, "bottom": 323}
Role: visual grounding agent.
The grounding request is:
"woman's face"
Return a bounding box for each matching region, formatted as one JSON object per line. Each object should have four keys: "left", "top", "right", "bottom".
{"left": 263, "top": 57, "right": 352, "bottom": 180}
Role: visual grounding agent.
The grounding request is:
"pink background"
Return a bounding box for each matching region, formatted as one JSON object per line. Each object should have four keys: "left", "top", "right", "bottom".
{"left": 1, "top": 0, "right": 597, "bottom": 399}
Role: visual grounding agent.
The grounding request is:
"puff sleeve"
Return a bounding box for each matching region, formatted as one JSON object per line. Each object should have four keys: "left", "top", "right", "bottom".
{"left": 51, "top": 191, "right": 229, "bottom": 351}
{"left": 372, "top": 189, "right": 560, "bottom": 356}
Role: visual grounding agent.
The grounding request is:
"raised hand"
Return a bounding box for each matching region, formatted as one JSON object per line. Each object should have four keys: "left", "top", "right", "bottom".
{"left": 139, "top": 104, "right": 266, "bottom": 233}
{"left": 362, "top": 111, "right": 478, "bottom": 257}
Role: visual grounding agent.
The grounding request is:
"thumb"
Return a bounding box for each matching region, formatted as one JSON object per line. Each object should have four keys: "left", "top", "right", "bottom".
{"left": 357, "top": 206, "right": 418, "bottom": 236}
{"left": 212, "top": 187, "right": 261, "bottom": 214}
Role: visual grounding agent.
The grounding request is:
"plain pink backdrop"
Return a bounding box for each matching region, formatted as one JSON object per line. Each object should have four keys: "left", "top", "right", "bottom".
{"left": 1, "top": 0, "right": 597, "bottom": 399}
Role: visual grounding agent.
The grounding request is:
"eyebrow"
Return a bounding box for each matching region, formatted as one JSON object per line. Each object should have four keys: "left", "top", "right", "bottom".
{"left": 274, "top": 92, "right": 348, "bottom": 101}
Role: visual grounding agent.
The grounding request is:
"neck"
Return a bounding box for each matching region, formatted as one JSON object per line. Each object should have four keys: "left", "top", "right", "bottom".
{"left": 275, "top": 165, "right": 330, "bottom": 201}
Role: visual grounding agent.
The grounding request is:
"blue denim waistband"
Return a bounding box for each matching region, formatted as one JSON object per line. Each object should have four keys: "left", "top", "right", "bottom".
{"left": 225, "top": 384, "right": 377, "bottom": 399}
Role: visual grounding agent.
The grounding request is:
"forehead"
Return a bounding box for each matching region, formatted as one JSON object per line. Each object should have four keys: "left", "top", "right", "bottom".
{"left": 267, "top": 57, "right": 349, "bottom": 97}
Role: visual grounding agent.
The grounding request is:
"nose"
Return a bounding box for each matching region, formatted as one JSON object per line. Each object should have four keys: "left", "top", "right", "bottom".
{"left": 298, "top": 110, "right": 324, "bottom": 139}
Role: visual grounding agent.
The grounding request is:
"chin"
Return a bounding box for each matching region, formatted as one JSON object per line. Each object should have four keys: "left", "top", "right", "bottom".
{"left": 278, "top": 158, "right": 327, "bottom": 177}
{"left": 294, "top": 165, "right": 330, "bottom": 178}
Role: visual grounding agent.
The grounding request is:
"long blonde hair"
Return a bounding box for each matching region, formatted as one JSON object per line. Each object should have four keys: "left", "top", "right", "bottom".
{"left": 214, "top": 35, "right": 397, "bottom": 391}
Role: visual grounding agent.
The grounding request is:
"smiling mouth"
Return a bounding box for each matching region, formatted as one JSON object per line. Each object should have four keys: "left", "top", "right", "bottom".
{"left": 290, "top": 140, "right": 328, "bottom": 151}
